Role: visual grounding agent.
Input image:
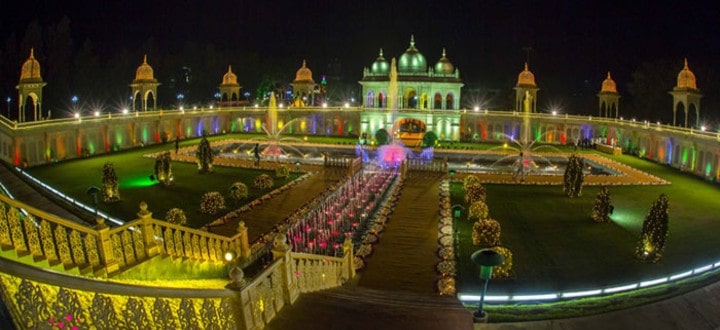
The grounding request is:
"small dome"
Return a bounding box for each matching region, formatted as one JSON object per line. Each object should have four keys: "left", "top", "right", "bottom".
{"left": 135, "top": 55, "right": 155, "bottom": 81}
{"left": 516, "top": 62, "right": 536, "bottom": 87}
{"left": 600, "top": 72, "right": 617, "bottom": 93}
{"left": 676, "top": 58, "right": 697, "bottom": 89}
{"left": 222, "top": 65, "right": 238, "bottom": 85}
{"left": 294, "top": 60, "right": 314, "bottom": 82}
{"left": 20, "top": 48, "right": 42, "bottom": 81}
{"left": 371, "top": 49, "right": 389, "bottom": 74}
{"left": 398, "top": 35, "right": 427, "bottom": 74}
{"left": 434, "top": 48, "right": 454, "bottom": 74}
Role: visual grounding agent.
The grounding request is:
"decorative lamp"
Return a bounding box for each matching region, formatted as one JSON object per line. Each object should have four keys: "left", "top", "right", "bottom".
{"left": 471, "top": 249, "right": 505, "bottom": 322}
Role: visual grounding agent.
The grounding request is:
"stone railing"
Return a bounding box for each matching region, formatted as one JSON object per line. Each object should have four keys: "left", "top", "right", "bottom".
{"left": 0, "top": 194, "right": 252, "bottom": 276}
{"left": 406, "top": 158, "right": 448, "bottom": 172}
{"left": 0, "top": 232, "right": 356, "bottom": 329}
{"left": 323, "top": 154, "right": 354, "bottom": 168}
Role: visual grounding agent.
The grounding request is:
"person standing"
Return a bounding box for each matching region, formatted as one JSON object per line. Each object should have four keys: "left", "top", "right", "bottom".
{"left": 253, "top": 143, "right": 261, "bottom": 166}
{"left": 174, "top": 136, "right": 180, "bottom": 154}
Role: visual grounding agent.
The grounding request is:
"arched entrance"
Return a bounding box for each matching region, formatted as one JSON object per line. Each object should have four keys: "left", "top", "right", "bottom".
{"left": 393, "top": 118, "right": 426, "bottom": 147}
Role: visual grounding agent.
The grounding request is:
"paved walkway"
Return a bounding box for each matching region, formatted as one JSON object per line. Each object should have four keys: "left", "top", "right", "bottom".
{"left": 358, "top": 171, "right": 444, "bottom": 293}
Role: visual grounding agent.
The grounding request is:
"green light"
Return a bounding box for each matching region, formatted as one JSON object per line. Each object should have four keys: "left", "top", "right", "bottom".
{"left": 691, "top": 148, "right": 696, "bottom": 171}
{"left": 682, "top": 149, "right": 688, "bottom": 165}
{"left": 706, "top": 162, "right": 712, "bottom": 176}
{"left": 120, "top": 175, "right": 158, "bottom": 188}
{"left": 610, "top": 208, "right": 642, "bottom": 231}
{"left": 115, "top": 131, "right": 123, "bottom": 145}
{"left": 142, "top": 128, "right": 148, "bottom": 143}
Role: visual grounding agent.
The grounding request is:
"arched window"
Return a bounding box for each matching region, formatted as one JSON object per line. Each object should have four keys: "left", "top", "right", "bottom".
{"left": 366, "top": 91, "right": 375, "bottom": 107}
{"left": 434, "top": 93, "right": 442, "bottom": 109}
{"left": 446, "top": 93, "right": 454, "bottom": 110}
{"left": 378, "top": 93, "right": 385, "bottom": 108}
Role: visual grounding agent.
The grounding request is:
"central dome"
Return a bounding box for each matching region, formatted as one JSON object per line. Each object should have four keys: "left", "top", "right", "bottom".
{"left": 516, "top": 63, "right": 536, "bottom": 87}
{"left": 295, "top": 60, "right": 314, "bottom": 82}
{"left": 398, "top": 35, "right": 426, "bottom": 74}
{"left": 371, "top": 49, "right": 389, "bottom": 75}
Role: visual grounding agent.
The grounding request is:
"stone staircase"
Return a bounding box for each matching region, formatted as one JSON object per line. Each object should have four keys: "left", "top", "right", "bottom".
{"left": 267, "top": 285, "right": 473, "bottom": 330}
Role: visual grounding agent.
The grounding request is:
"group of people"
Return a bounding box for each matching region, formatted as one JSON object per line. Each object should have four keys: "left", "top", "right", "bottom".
{"left": 173, "top": 137, "right": 262, "bottom": 166}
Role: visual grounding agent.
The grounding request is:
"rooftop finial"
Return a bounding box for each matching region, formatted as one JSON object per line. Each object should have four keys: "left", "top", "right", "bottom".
{"left": 228, "top": 65, "right": 233, "bottom": 73}
{"left": 410, "top": 34, "right": 415, "bottom": 48}
{"left": 524, "top": 62, "right": 529, "bottom": 71}
{"left": 143, "top": 54, "right": 147, "bottom": 64}
{"left": 30, "top": 48, "right": 35, "bottom": 58}
{"left": 302, "top": 59, "right": 306, "bottom": 67}
{"left": 607, "top": 71, "right": 612, "bottom": 79}
{"left": 684, "top": 58, "right": 689, "bottom": 69}
{"left": 442, "top": 48, "right": 446, "bottom": 57}
{"left": 379, "top": 48, "right": 384, "bottom": 57}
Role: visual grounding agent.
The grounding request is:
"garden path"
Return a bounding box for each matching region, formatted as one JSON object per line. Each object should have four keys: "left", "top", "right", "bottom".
{"left": 208, "top": 167, "right": 347, "bottom": 240}
{"left": 358, "top": 171, "right": 444, "bottom": 294}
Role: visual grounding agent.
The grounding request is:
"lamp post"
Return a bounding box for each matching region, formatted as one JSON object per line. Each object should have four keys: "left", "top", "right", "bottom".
{"left": 86, "top": 186, "right": 100, "bottom": 219}
{"left": 5, "top": 97, "right": 10, "bottom": 118}
{"left": 471, "top": 249, "right": 504, "bottom": 322}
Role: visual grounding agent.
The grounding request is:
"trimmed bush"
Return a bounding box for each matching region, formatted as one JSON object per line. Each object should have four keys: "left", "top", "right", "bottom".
{"left": 275, "top": 165, "right": 290, "bottom": 179}
{"left": 165, "top": 208, "right": 187, "bottom": 226}
{"left": 254, "top": 174, "right": 274, "bottom": 189}
{"left": 200, "top": 192, "right": 225, "bottom": 215}
{"left": 591, "top": 186, "right": 612, "bottom": 223}
{"left": 635, "top": 194, "right": 669, "bottom": 263}
{"left": 490, "top": 246, "right": 513, "bottom": 279}
{"left": 464, "top": 182, "right": 486, "bottom": 204}
{"left": 228, "top": 182, "right": 249, "bottom": 203}
{"left": 468, "top": 200, "right": 490, "bottom": 222}
{"left": 102, "top": 162, "right": 120, "bottom": 203}
{"left": 472, "top": 219, "right": 501, "bottom": 246}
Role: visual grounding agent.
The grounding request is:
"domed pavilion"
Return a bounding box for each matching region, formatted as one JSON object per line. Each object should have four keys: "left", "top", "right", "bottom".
{"left": 669, "top": 58, "right": 702, "bottom": 127}
{"left": 359, "top": 35, "right": 463, "bottom": 110}
{"left": 290, "top": 60, "right": 317, "bottom": 107}
{"left": 16, "top": 48, "right": 47, "bottom": 122}
{"left": 129, "top": 55, "right": 160, "bottom": 111}
{"left": 597, "top": 72, "right": 620, "bottom": 118}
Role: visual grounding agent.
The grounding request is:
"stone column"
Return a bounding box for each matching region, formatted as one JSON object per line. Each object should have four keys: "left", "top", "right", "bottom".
{"left": 95, "top": 218, "right": 119, "bottom": 274}
{"left": 342, "top": 236, "right": 355, "bottom": 281}
{"left": 136, "top": 202, "right": 160, "bottom": 258}
{"left": 271, "top": 234, "right": 299, "bottom": 304}
{"left": 236, "top": 221, "right": 251, "bottom": 260}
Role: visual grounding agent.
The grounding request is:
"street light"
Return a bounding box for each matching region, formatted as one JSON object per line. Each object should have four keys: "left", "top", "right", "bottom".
{"left": 86, "top": 186, "right": 101, "bottom": 219}
{"left": 471, "top": 249, "right": 505, "bottom": 322}
{"left": 6, "top": 97, "right": 10, "bottom": 118}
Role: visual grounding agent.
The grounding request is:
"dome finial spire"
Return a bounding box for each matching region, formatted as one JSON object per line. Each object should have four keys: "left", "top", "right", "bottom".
{"left": 228, "top": 65, "right": 232, "bottom": 73}
{"left": 302, "top": 59, "right": 307, "bottom": 67}
{"left": 684, "top": 57, "right": 689, "bottom": 69}
{"left": 379, "top": 48, "right": 383, "bottom": 57}
{"left": 30, "top": 48, "right": 35, "bottom": 58}
{"left": 524, "top": 62, "right": 529, "bottom": 71}
{"left": 607, "top": 71, "right": 611, "bottom": 79}
{"left": 410, "top": 34, "right": 415, "bottom": 48}
{"left": 143, "top": 54, "right": 147, "bottom": 64}
{"left": 442, "top": 48, "right": 446, "bottom": 57}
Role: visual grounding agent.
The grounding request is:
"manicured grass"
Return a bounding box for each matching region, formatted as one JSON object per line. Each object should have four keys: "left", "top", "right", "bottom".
{"left": 27, "top": 134, "right": 299, "bottom": 228}
{"left": 454, "top": 153, "right": 720, "bottom": 294}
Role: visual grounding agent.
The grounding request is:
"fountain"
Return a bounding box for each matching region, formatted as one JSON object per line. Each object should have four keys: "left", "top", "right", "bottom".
{"left": 376, "top": 57, "right": 409, "bottom": 168}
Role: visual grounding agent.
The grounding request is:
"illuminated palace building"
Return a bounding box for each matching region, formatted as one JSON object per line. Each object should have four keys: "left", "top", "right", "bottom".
{"left": 0, "top": 39, "right": 718, "bottom": 180}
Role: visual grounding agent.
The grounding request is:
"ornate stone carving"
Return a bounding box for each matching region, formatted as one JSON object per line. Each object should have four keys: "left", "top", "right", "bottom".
{"left": 54, "top": 225, "right": 73, "bottom": 266}
{"left": 123, "top": 297, "right": 150, "bottom": 329}
{"left": 85, "top": 234, "right": 100, "bottom": 267}
{"left": 24, "top": 216, "right": 43, "bottom": 258}
{"left": 39, "top": 220, "right": 58, "bottom": 262}
{"left": 90, "top": 293, "right": 121, "bottom": 328}
{"left": 0, "top": 204, "right": 11, "bottom": 247}
{"left": 122, "top": 231, "right": 136, "bottom": 265}
{"left": 152, "top": 298, "right": 178, "bottom": 329}
{"left": 174, "top": 230, "right": 183, "bottom": 257}
{"left": 183, "top": 232, "right": 193, "bottom": 258}
{"left": 164, "top": 227, "right": 175, "bottom": 256}
{"left": 178, "top": 298, "right": 200, "bottom": 330}
{"left": 133, "top": 229, "right": 145, "bottom": 260}
{"left": 14, "top": 279, "right": 50, "bottom": 328}
{"left": 201, "top": 299, "right": 219, "bottom": 329}
{"left": 8, "top": 208, "right": 26, "bottom": 252}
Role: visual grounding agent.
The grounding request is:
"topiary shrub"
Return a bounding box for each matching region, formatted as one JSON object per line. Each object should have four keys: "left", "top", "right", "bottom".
{"left": 196, "top": 136, "right": 214, "bottom": 174}
{"left": 490, "top": 246, "right": 513, "bottom": 279}
{"left": 422, "top": 131, "right": 438, "bottom": 148}
{"left": 254, "top": 174, "right": 274, "bottom": 189}
{"left": 563, "top": 153, "right": 584, "bottom": 197}
{"left": 464, "top": 182, "right": 486, "bottom": 204}
{"left": 200, "top": 192, "right": 225, "bottom": 215}
{"left": 468, "top": 200, "right": 490, "bottom": 222}
{"left": 228, "top": 182, "right": 249, "bottom": 204}
{"left": 165, "top": 208, "right": 187, "bottom": 226}
{"left": 463, "top": 175, "right": 481, "bottom": 189}
{"left": 375, "top": 129, "right": 390, "bottom": 146}
{"left": 591, "top": 186, "right": 612, "bottom": 223}
{"left": 635, "top": 194, "right": 669, "bottom": 263}
{"left": 102, "top": 162, "right": 120, "bottom": 203}
{"left": 154, "top": 152, "right": 173, "bottom": 186}
{"left": 472, "top": 219, "right": 501, "bottom": 246}
{"left": 275, "top": 165, "right": 290, "bottom": 179}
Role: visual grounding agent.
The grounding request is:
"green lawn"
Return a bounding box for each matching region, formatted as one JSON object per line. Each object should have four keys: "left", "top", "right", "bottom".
{"left": 454, "top": 153, "right": 720, "bottom": 294}
{"left": 27, "top": 134, "right": 300, "bottom": 228}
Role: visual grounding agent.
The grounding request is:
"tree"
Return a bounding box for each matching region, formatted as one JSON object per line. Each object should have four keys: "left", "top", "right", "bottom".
{"left": 563, "top": 154, "right": 584, "bottom": 197}
{"left": 591, "top": 186, "right": 612, "bottom": 223}
{"left": 228, "top": 182, "right": 248, "bottom": 206}
{"left": 45, "top": 16, "right": 73, "bottom": 112}
{"left": 627, "top": 59, "right": 676, "bottom": 123}
{"left": 464, "top": 182, "right": 486, "bottom": 204}
{"left": 468, "top": 200, "right": 489, "bottom": 222}
{"left": 101, "top": 162, "right": 120, "bottom": 203}
{"left": 422, "top": 131, "right": 438, "bottom": 148}
{"left": 195, "top": 136, "right": 214, "bottom": 173}
{"left": 636, "top": 194, "right": 670, "bottom": 263}
{"left": 165, "top": 208, "right": 187, "bottom": 226}
{"left": 472, "top": 219, "right": 501, "bottom": 246}
{"left": 375, "top": 128, "right": 390, "bottom": 146}
{"left": 154, "top": 152, "right": 173, "bottom": 185}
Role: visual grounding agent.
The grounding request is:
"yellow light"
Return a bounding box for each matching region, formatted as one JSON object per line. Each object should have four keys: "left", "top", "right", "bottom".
{"left": 503, "top": 143, "right": 508, "bottom": 148}
{"left": 224, "top": 251, "right": 234, "bottom": 261}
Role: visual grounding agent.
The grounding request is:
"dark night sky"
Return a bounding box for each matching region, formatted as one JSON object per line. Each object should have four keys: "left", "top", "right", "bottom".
{"left": 2, "top": 0, "right": 720, "bottom": 113}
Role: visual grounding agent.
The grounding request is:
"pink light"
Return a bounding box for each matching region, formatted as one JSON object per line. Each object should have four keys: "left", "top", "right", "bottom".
{"left": 332, "top": 230, "right": 339, "bottom": 236}
{"left": 319, "top": 242, "right": 327, "bottom": 248}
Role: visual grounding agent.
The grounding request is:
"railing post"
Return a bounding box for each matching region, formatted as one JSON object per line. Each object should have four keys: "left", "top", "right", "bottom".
{"left": 236, "top": 221, "right": 251, "bottom": 260}
{"left": 271, "top": 234, "right": 299, "bottom": 304}
{"left": 136, "top": 202, "right": 160, "bottom": 258}
{"left": 342, "top": 236, "right": 355, "bottom": 281}
{"left": 95, "top": 218, "right": 119, "bottom": 274}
